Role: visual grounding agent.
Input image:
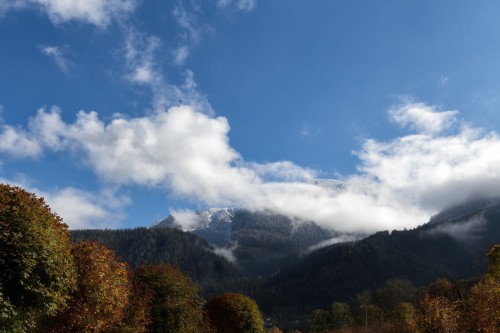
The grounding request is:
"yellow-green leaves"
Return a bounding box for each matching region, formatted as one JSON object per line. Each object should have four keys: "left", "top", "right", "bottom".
{"left": 0, "top": 184, "right": 75, "bottom": 332}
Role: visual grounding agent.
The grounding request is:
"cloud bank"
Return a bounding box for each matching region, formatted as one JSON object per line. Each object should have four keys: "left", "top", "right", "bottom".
{"left": 2, "top": 102, "right": 500, "bottom": 233}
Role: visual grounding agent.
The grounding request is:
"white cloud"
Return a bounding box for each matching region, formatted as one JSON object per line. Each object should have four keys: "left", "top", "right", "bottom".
{"left": 40, "top": 45, "right": 70, "bottom": 74}
{"left": 213, "top": 242, "right": 238, "bottom": 263}
{"left": 0, "top": 177, "right": 129, "bottom": 229}
{"left": 217, "top": 0, "right": 257, "bottom": 11}
{"left": 248, "top": 161, "right": 317, "bottom": 182}
{"left": 356, "top": 121, "right": 500, "bottom": 212}
{"left": 170, "top": 209, "right": 202, "bottom": 231}
{"left": 300, "top": 123, "right": 321, "bottom": 137}
{"left": 42, "top": 187, "right": 129, "bottom": 229}
{"left": 307, "top": 235, "right": 360, "bottom": 253}
{"left": 0, "top": 125, "right": 42, "bottom": 158}
{"left": 170, "top": 3, "right": 205, "bottom": 67}
{"left": 172, "top": 4, "right": 201, "bottom": 45}
{"left": 427, "top": 215, "right": 486, "bottom": 242}
{"left": 125, "top": 33, "right": 162, "bottom": 86}
{"left": 0, "top": 0, "right": 136, "bottom": 27}
{"left": 389, "top": 102, "right": 458, "bottom": 134}
{"left": 124, "top": 30, "right": 213, "bottom": 114}
{"left": 0, "top": 0, "right": 28, "bottom": 16}
{"left": 2, "top": 102, "right": 500, "bottom": 234}
{"left": 173, "top": 45, "right": 190, "bottom": 66}
{"left": 236, "top": 0, "right": 257, "bottom": 11}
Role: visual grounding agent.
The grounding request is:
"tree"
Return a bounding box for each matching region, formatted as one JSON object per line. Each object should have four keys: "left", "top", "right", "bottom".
{"left": 307, "top": 309, "right": 329, "bottom": 333}
{"left": 417, "top": 294, "right": 460, "bottom": 333}
{"left": 487, "top": 244, "right": 500, "bottom": 280}
{"left": 206, "top": 293, "right": 265, "bottom": 333}
{"left": 110, "top": 273, "right": 152, "bottom": 333}
{"left": 133, "top": 265, "right": 205, "bottom": 333}
{"left": 0, "top": 184, "right": 75, "bottom": 332}
{"left": 42, "top": 241, "right": 130, "bottom": 332}
{"left": 375, "top": 278, "right": 416, "bottom": 317}
{"left": 426, "top": 278, "right": 456, "bottom": 300}
{"left": 464, "top": 277, "right": 500, "bottom": 333}
{"left": 462, "top": 244, "right": 500, "bottom": 332}
{"left": 397, "top": 302, "right": 418, "bottom": 333}
{"left": 330, "top": 302, "right": 354, "bottom": 330}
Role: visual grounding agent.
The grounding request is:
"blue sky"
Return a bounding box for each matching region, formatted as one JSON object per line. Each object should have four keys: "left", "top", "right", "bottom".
{"left": 1, "top": 1, "right": 500, "bottom": 231}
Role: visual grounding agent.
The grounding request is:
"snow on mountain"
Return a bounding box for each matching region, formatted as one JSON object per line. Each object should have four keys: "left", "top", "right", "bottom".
{"left": 151, "top": 208, "right": 235, "bottom": 245}
{"left": 151, "top": 179, "right": 350, "bottom": 248}
{"left": 197, "top": 208, "right": 235, "bottom": 229}
{"left": 151, "top": 208, "right": 234, "bottom": 231}
{"left": 152, "top": 179, "right": 345, "bottom": 231}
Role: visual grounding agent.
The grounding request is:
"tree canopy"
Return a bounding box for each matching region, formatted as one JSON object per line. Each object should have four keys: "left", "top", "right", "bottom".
{"left": 133, "top": 265, "right": 205, "bottom": 333}
{"left": 0, "top": 184, "right": 75, "bottom": 332}
{"left": 43, "top": 241, "right": 130, "bottom": 332}
{"left": 206, "top": 293, "right": 265, "bottom": 333}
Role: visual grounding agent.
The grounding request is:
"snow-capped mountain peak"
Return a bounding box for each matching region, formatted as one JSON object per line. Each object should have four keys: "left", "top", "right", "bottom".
{"left": 196, "top": 208, "right": 235, "bottom": 229}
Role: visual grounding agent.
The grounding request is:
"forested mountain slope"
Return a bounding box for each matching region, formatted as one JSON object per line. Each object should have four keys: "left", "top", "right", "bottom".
{"left": 71, "top": 197, "right": 500, "bottom": 318}
{"left": 256, "top": 197, "right": 500, "bottom": 315}
{"left": 154, "top": 208, "right": 361, "bottom": 276}
{"left": 71, "top": 228, "right": 240, "bottom": 288}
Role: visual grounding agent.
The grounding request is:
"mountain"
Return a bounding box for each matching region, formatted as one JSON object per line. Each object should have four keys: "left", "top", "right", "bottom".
{"left": 70, "top": 227, "right": 241, "bottom": 290}
{"left": 71, "top": 196, "right": 500, "bottom": 320}
{"left": 151, "top": 178, "right": 348, "bottom": 243}
{"left": 152, "top": 208, "right": 235, "bottom": 246}
{"left": 152, "top": 207, "right": 362, "bottom": 276}
{"left": 256, "top": 196, "right": 500, "bottom": 316}
{"left": 150, "top": 179, "right": 361, "bottom": 275}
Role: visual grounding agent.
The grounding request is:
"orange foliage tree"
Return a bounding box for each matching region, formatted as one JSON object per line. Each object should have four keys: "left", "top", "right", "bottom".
{"left": 462, "top": 244, "right": 500, "bottom": 332}
{"left": 417, "top": 294, "right": 460, "bottom": 333}
{"left": 464, "top": 277, "right": 500, "bottom": 333}
{"left": 43, "top": 241, "right": 130, "bottom": 332}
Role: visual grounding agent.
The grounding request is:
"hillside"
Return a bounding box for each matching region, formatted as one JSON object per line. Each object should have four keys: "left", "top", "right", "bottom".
{"left": 153, "top": 208, "right": 361, "bottom": 276}
{"left": 70, "top": 228, "right": 241, "bottom": 291}
{"left": 71, "top": 197, "right": 500, "bottom": 319}
{"left": 256, "top": 197, "right": 500, "bottom": 316}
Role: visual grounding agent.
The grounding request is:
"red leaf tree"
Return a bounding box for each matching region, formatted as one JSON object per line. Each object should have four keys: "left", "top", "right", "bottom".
{"left": 43, "top": 241, "right": 130, "bottom": 332}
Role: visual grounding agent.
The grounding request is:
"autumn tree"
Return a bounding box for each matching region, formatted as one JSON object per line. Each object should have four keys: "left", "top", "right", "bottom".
{"left": 462, "top": 244, "right": 500, "bottom": 332}
{"left": 110, "top": 273, "right": 152, "bottom": 333}
{"left": 426, "top": 278, "right": 456, "bottom": 300}
{"left": 42, "top": 241, "right": 130, "bottom": 332}
{"left": 133, "top": 265, "right": 205, "bottom": 333}
{"left": 417, "top": 294, "right": 460, "bottom": 333}
{"left": 206, "top": 293, "right": 265, "bottom": 333}
{"left": 0, "top": 184, "right": 75, "bottom": 332}
{"left": 463, "top": 278, "right": 500, "bottom": 333}
{"left": 397, "top": 302, "right": 418, "bottom": 333}
{"left": 487, "top": 244, "right": 500, "bottom": 280}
